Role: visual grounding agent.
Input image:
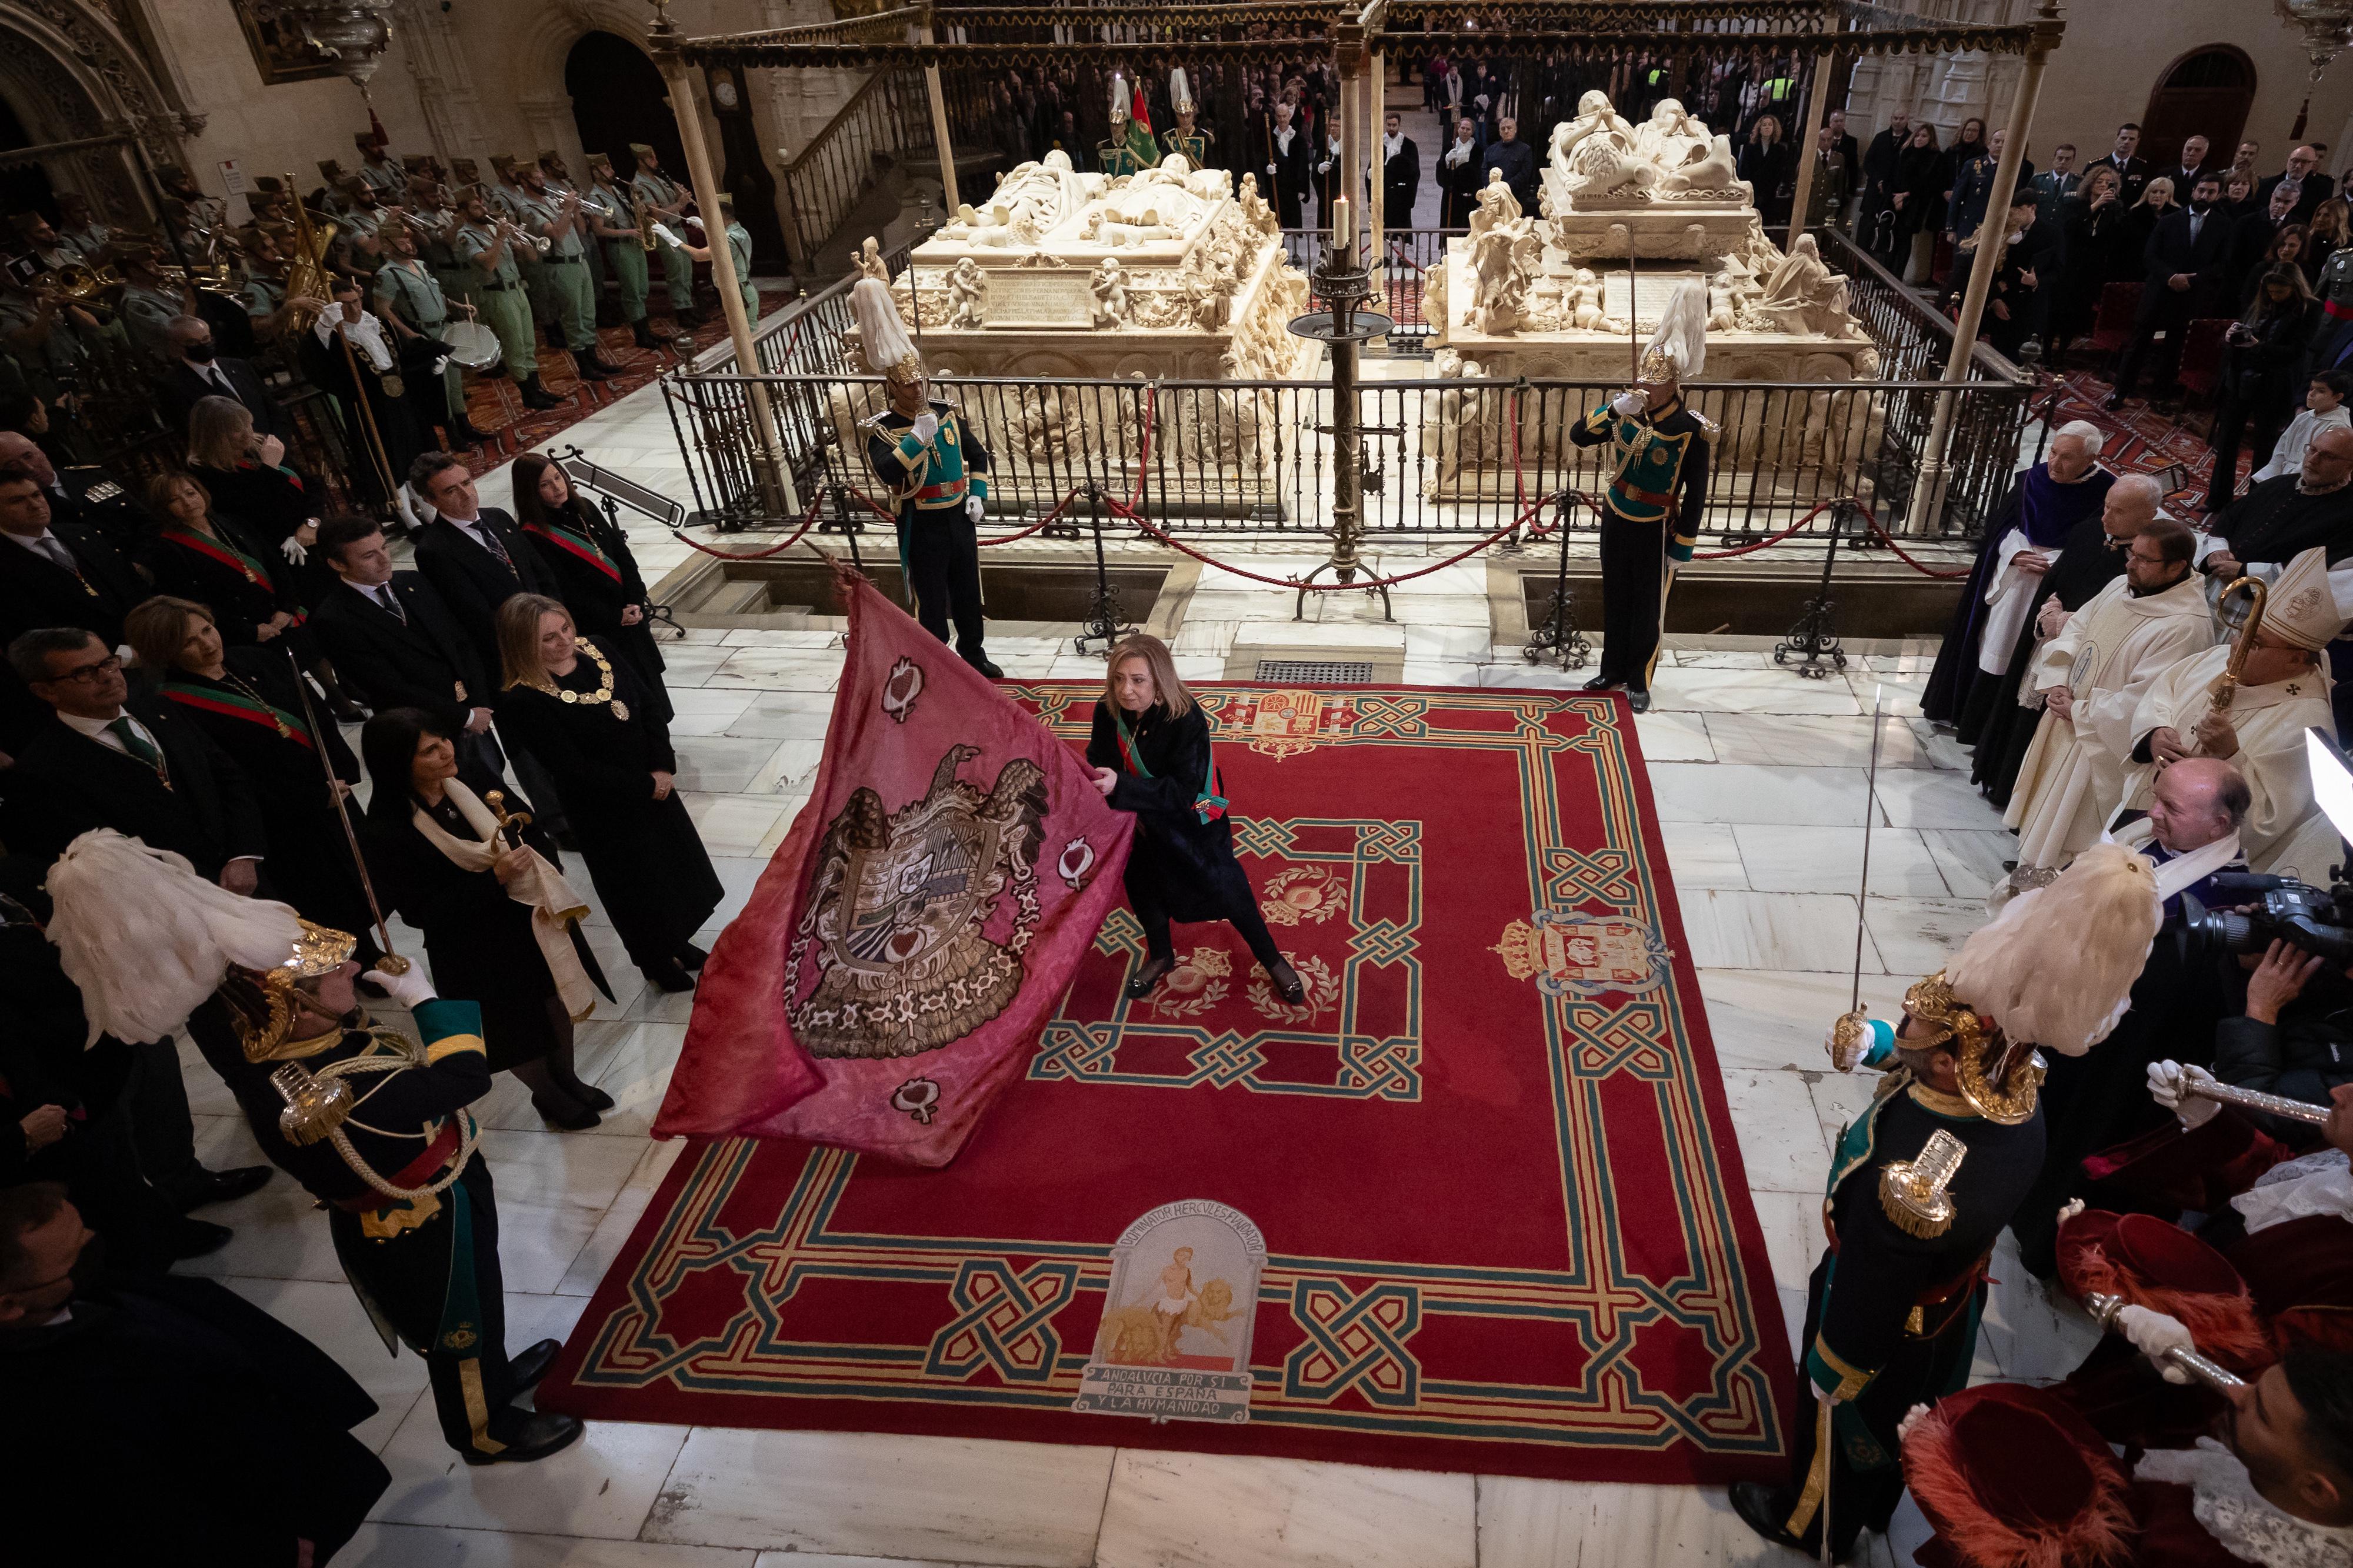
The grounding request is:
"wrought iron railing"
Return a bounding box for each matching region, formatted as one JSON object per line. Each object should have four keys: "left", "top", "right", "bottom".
{"left": 1282, "top": 227, "right": 1457, "bottom": 351}
{"left": 662, "top": 367, "right": 2028, "bottom": 543}
{"left": 778, "top": 67, "right": 937, "bottom": 271}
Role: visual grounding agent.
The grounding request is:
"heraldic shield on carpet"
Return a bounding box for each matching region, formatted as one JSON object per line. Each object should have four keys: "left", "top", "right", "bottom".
{"left": 541, "top": 578, "right": 1797, "bottom": 1484}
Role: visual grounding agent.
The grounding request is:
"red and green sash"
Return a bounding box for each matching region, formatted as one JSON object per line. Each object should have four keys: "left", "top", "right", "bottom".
{"left": 163, "top": 525, "right": 273, "bottom": 591}
{"left": 523, "top": 519, "right": 622, "bottom": 585}
{"left": 157, "top": 678, "right": 314, "bottom": 750}
{"left": 1109, "top": 706, "right": 1228, "bottom": 823}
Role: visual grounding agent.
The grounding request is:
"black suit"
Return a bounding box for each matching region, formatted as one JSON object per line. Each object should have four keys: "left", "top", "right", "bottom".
{"left": 1382, "top": 135, "right": 1421, "bottom": 226}
{"left": 2111, "top": 201, "right": 2235, "bottom": 398}
{"left": 0, "top": 523, "right": 150, "bottom": 751}
{"left": 2257, "top": 171, "right": 2328, "bottom": 228}
{"left": 309, "top": 572, "right": 488, "bottom": 735}
{"left": 156, "top": 355, "right": 286, "bottom": 442}
{"left": 2158, "top": 164, "right": 2211, "bottom": 202}
{"left": 1265, "top": 123, "right": 1312, "bottom": 230}
{"left": 1438, "top": 138, "right": 1485, "bottom": 229}
{"left": 0, "top": 1272, "right": 388, "bottom": 1564}
{"left": 411, "top": 509, "right": 554, "bottom": 672}
{"left": 0, "top": 699, "right": 266, "bottom": 881}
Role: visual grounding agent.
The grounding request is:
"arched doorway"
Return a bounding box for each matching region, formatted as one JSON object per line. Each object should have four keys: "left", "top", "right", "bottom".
{"left": 565, "top": 31, "right": 686, "bottom": 186}
{"left": 0, "top": 96, "right": 59, "bottom": 221}
{"left": 2139, "top": 46, "right": 2256, "bottom": 171}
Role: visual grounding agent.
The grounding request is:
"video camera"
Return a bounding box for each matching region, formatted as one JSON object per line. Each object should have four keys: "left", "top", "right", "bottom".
{"left": 2178, "top": 730, "right": 2353, "bottom": 965}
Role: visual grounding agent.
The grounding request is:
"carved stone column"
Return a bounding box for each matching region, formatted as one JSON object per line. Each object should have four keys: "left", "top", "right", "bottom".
{"left": 392, "top": 0, "right": 488, "bottom": 165}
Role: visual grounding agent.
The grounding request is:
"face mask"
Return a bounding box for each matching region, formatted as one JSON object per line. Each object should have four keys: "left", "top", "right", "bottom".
{"left": 184, "top": 341, "right": 216, "bottom": 363}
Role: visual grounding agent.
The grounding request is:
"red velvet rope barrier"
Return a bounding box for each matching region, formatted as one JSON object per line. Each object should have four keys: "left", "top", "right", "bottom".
{"left": 1098, "top": 489, "right": 1563, "bottom": 594}
{"left": 1688, "top": 496, "right": 1972, "bottom": 579}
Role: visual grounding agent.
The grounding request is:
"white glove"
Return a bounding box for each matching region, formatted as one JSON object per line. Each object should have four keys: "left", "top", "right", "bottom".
{"left": 279, "top": 534, "right": 309, "bottom": 565}
{"left": 2057, "top": 1198, "right": 2087, "bottom": 1226}
{"left": 2148, "top": 1060, "right": 2222, "bottom": 1130}
{"left": 364, "top": 960, "right": 436, "bottom": 1010}
{"left": 966, "top": 495, "right": 984, "bottom": 523}
{"left": 1267, "top": 164, "right": 1278, "bottom": 177}
{"left": 2118, "top": 1305, "right": 2199, "bottom": 1384}
{"left": 1895, "top": 1402, "right": 1935, "bottom": 1447}
{"left": 911, "top": 411, "right": 939, "bottom": 445}
{"left": 1611, "top": 391, "right": 1646, "bottom": 419}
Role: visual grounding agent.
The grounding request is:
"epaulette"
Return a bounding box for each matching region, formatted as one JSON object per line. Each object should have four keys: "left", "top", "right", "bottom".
{"left": 1878, "top": 1127, "right": 1965, "bottom": 1239}
{"left": 1690, "top": 408, "right": 1719, "bottom": 442}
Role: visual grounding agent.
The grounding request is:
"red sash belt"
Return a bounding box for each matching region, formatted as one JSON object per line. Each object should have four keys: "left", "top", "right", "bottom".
{"left": 1617, "top": 483, "right": 1675, "bottom": 508}
{"left": 332, "top": 1119, "right": 462, "bottom": 1212}
{"left": 2328, "top": 298, "right": 2353, "bottom": 323}
{"left": 914, "top": 478, "right": 968, "bottom": 505}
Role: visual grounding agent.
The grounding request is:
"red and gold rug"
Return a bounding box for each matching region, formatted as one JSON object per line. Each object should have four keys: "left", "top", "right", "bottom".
{"left": 538, "top": 684, "right": 1795, "bottom": 1483}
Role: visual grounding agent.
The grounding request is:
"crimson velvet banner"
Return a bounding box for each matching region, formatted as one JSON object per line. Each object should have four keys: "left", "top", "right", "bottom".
{"left": 651, "top": 576, "right": 1135, "bottom": 1166}
{"left": 553, "top": 682, "right": 1795, "bottom": 1483}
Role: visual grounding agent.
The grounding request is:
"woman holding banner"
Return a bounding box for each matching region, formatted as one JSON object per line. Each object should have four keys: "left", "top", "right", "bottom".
{"left": 1086, "top": 633, "right": 1305, "bottom": 1006}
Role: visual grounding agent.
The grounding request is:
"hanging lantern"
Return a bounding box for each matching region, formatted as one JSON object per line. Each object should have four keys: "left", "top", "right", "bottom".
{"left": 254, "top": 1, "right": 398, "bottom": 89}
{"left": 2274, "top": 0, "right": 2353, "bottom": 138}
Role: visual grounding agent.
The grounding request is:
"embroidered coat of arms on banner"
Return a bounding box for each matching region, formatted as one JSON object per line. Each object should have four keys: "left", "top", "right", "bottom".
{"left": 654, "top": 575, "right": 1136, "bottom": 1165}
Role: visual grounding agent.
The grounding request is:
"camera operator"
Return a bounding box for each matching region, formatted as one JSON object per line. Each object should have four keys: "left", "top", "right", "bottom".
{"left": 2209, "top": 936, "right": 2352, "bottom": 1130}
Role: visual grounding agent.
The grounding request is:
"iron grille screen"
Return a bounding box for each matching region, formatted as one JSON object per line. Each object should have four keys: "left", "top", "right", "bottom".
{"left": 1253, "top": 660, "right": 1374, "bottom": 685}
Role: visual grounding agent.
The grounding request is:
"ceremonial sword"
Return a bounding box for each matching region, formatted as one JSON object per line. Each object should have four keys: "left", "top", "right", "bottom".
{"left": 283, "top": 648, "right": 409, "bottom": 975}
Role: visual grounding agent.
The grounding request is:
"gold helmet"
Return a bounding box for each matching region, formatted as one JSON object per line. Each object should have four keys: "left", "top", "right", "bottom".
{"left": 1637, "top": 278, "right": 1708, "bottom": 388}
{"left": 221, "top": 920, "right": 360, "bottom": 1063}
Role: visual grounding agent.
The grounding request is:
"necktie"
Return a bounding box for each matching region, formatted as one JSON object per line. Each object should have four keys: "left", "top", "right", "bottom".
{"left": 375, "top": 584, "right": 408, "bottom": 625}
{"left": 38, "top": 535, "right": 73, "bottom": 572}
{"left": 107, "top": 716, "right": 166, "bottom": 779}
{"left": 469, "top": 520, "right": 513, "bottom": 571}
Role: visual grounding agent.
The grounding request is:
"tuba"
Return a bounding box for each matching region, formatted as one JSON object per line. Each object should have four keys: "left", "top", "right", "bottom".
{"left": 2208, "top": 574, "right": 2269, "bottom": 719}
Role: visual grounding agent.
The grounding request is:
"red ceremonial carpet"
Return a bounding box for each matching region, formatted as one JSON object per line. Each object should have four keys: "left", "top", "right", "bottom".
{"left": 539, "top": 683, "right": 1797, "bottom": 1483}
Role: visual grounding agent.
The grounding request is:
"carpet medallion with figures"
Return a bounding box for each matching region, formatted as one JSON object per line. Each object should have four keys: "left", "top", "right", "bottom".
{"left": 539, "top": 683, "right": 1795, "bottom": 1482}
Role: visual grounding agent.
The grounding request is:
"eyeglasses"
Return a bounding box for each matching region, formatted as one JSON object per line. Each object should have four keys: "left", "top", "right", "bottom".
{"left": 46, "top": 653, "right": 121, "bottom": 685}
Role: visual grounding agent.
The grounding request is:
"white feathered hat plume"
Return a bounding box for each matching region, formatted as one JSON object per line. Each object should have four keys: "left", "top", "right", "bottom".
{"left": 45, "top": 829, "right": 304, "bottom": 1046}
{"left": 1169, "top": 67, "right": 1194, "bottom": 116}
{"left": 1109, "top": 69, "right": 1131, "bottom": 124}
{"left": 848, "top": 275, "right": 923, "bottom": 385}
{"left": 1638, "top": 278, "right": 1708, "bottom": 383}
{"left": 1946, "top": 842, "right": 2161, "bottom": 1055}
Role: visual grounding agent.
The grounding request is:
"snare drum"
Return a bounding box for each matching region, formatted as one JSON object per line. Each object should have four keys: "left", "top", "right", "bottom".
{"left": 443, "top": 319, "right": 503, "bottom": 373}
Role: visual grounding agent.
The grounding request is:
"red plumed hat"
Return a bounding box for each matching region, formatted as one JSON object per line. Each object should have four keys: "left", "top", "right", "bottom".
{"left": 2057, "top": 1209, "right": 2272, "bottom": 1372}
{"left": 1903, "top": 1383, "right": 2137, "bottom": 1568}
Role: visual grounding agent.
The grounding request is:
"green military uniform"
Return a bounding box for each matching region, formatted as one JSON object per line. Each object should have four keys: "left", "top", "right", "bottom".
{"left": 516, "top": 188, "right": 596, "bottom": 355}
{"left": 1755, "top": 1015, "right": 2046, "bottom": 1560}
{"left": 866, "top": 401, "right": 994, "bottom": 665}
{"left": 242, "top": 273, "right": 286, "bottom": 332}
{"left": 542, "top": 172, "right": 609, "bottom": 309}
{"left": 722, "top": 218, "right": 756, "bottom": 318}
{"left": 1098, "top": 138, "right": 1147, "bottom": 178}
{"left": 589, "top": 175, "right": 649, "bottom": 326}
{"left": 456, "top": 219, "right": 535, "bottom": 382}
{"left": 490, "top": 175, "right": 553, "bottom": 336}
{"left": 1565, "top": 392, "right": 1711, "bottom": 692}
{"left": 631, "top": 161, "right": 696, "bottom": 312}
{"left": 412, "top": 202, "right": 472, "bottom": 309}
{"left": 117, "top": 281, "right": 184, "bottom": 368}
{"left": 1161, "top": 122, "right": 1213, "bottom": 168}
{"left": 375, "top": 255, "right": 466, "bottom": 424}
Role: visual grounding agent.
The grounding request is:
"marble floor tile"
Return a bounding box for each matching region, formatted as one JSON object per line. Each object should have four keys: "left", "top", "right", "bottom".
{"left": 1862, "top": 896, "right": 1985, "bottom": 975}
{"left": 476, "top": 1128, "right": 650, "bottom": 1295}
{"left": 1646, "top": 763, "right": 1871, "bottom": 828}
{"left": 1093, "top": 1451, "right": 1476, "bottom": 1568}
{"left": 1732, "top": 823, "right": 1950, "bottom": 897}
{"left": 341, "top": 1525, "right": 756, "bottom": 1566}
{"left": 1403, "top": 622, "right": 1494, "bottom": 661}
{"left": 641, "top": 1428, "right": 1114, "bottom": 1564}
{"left": 741, "top": 735, "right": 827, "bottom": 796}
{"left": 182, "top": 1117, "right": 346, "bottom": 1285}
{"left": 1701, "top": 712, "right": 1936, "bottom": 770}
{"left": 1170, "top": 617, "right": 1239, "bottom": 655}
{"left": 653, "top": 645, "right": 734, "bottom": 689}
{"left": 1872, "top": 769, "right": 2006, "bottom": 831}
{"left": 1904, "top": 717, "right": 1975, "bottom": 772}
{"left": 671, "top": 736, "right": 789, "bottom": 795}
{"left": 1662, "top": 820, "right": 1747, "bottom": 889}
{"left": 1632, "top": 708, "right": 1714, "bottom": 761}
{"left": 1402, "top": 657, "right": 1480, "bottom": 687}
{"left": 1721, "top": 1067, "right": 1834, "bottom": 1193}
{"left": 1918, "top": 828, "right": 2017, "bottom": 900}
{"left": 1676, "top": 890, "right": 1884, "bottom": 973}
{"left": 702, "top": 649, "right": 844, "bottom": 692}
{"left": 724, "top": 689, "right": 836, "bottom": 740}
{"left": 1808, "top": 1069, "right": 1882, "bottom": 1155}
{"left": 686, "top": 796, "right": 790, "bottom": 856}
{"left": 578, "top": 1022, "right": 689, "bottom": 1142}
{"left": 1694, "top": 969, "right": 1914, "bottom": 1073}
{"left": 661, "top": 690, "right": 756, "bottom": 738}
{"left": 558, "top": 1138, "right": 687, "bottom": 1296}
{"left": 368, "top": 1400, "right": 691, "bottom": 1539}
{"left": 1650, "top": 668, "right": 1865, "bottom": 716}
{"left": 1849, "top": 669, "right": 1929, "bottom": 718}
{"left": 1477, "top": 1473, "right": 1889, "bottom": 1566}
{"left": 1744, "top": 1186, "right": 1828, "bottom": 1294}
{"left": 1477, "top": 661, "right": 1583, "bottom": 689}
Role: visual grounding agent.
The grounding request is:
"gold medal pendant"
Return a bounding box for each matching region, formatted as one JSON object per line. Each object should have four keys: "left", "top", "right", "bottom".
{"left": 611, "top": 699, "right": 630, "bottom": 721}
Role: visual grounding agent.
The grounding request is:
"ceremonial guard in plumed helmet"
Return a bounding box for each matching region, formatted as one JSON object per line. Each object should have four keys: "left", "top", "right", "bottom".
{"left": 1567, "top": 280, "right": 1715, "bottom": 711}
{"left": 1731, "top": 845, "right": 2166, "bottom": 1560}
{"left": 43, "top": 829, "right": 586, "bottom": 1466}
{"left": 853, "top": 276, "right": 1001, "bottom": 677}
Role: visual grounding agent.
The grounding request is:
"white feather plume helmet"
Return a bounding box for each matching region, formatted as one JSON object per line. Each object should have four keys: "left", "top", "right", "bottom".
{"left": 848, "top": 275, "right": 923, "bottom": 385}
{"left": 1638, "top": 278, "right": 1708, "bottom": 383}
{"left": 44, "top": 829, "right": 305, "bottom": 1046}
{"left": 1945, "top": 843, "right": 2162, "bottom": 1056}
{"left": 1169, "top": 67, "right": 1194, "bottom": 116}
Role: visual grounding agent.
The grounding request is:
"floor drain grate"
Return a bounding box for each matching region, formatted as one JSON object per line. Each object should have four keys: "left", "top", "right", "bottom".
{"left": 1254, "top": 660, "right": 1375, "bottom": 685}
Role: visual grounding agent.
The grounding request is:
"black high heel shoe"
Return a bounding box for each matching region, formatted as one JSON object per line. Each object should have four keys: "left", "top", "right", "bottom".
{"left": 532, "top": 1090, "right": 601, "bottom": 1132}
{"left": 562, "top": 1080, "right": 616, "bottom": 1113}
{"left": 1265, "top": 959, "right": 1307, "bottom": 1006}
{"left": 1124, "top": 954, "right": 1175, "bottom": 1000}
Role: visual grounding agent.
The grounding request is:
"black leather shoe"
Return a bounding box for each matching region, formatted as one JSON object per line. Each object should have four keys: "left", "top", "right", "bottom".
{"left": 462, "top": 1410, "right": 586, "bottom": 1466}
{"left": 2101, "top": 391, "right": 2125, "bottom": 412}
{"left": 181, "top": 1165, "right": 272, "bottom": 1212}
{"left": 1265, "top": 959, "right": 1307, "bottom": 1006}
{"left": 576, "top": 356, "right": 611, "bottom": 381}
{"left": 508, "top": 1337, "right": 563, "bottom": 1393}
{"left": 1627, "top": 687, "right": 1652, "bottom": 713}
{"left": 1124, "top": 955, "right": 1175, "bottom": 1000}
{"left": 965, "top": 653, "right": 1005, "bottom": 679}
{"left": 170, "top": 1219, "right": 234, "bottom": 1260}
{"left": 631, "top": 319, "right": 659, "bottom": 349}
{"left": 532, "top": 1092, "right": 601, "bottom": 1132}
{"left": 676, "top": 941, "right": 710, "bottom": 973}
{"left": 641, "top": 958, "right": 696, "bottom": 993}
{"left": 1581, "top": 674, "right": 1624, "bottom": 692}
{"left": 1729, "top": 1482, "right": 1833, "bottom": 1559}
